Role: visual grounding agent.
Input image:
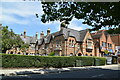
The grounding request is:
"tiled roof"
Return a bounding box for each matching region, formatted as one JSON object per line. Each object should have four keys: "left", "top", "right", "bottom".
{"left": 37, "top": 28, "right": 88, "bottom": 45}
{"left": 92, "top": 30, "right": 109, "bottom": 39}
{"left": 20, "top": 36, "right": 37, "bottom": 44}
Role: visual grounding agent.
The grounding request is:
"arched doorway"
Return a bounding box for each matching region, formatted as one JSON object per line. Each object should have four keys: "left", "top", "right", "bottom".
{"left": 70, "top": 53, "right": 73, "bottom": 56}
{"left": 90, "top": 54, "right": 92, "bottom": 56}
{"left": 26, "top": 53, "right": 28, "bottom": 55}
{"left": 10, "top": 51, "right": 13, "bottom": 54}
{"left": 78, "top": 53, "right": 82, "bottom": 56}
{"left": 18, "top": 52, "right": 20, "bottom": 54}
{"left": 85, "top": 54, "right": 88, "bottom": 56}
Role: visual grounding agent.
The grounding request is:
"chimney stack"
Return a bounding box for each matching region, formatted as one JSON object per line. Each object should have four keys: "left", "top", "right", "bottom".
{"left": 40, "top": 31, "right": 44, "bottom": 38}
{"left": 0, "top": 24, "right": 2, "bottom": 26}
{"left": 47, "top": 28, "right": 50, "bottom": 35}
{"left": 21, "top": 33, "right": 23, "bottom": 36}
{"left": 60, "top": 20, "right": 69, "bottom": 30}
{"left": 60, "top": 21, "right": 66, "bottom": 30}
{"left": 24, "top": 30, "right": 26, "bottom": 38}
{"left": 36, "top": 32, "right": 38, "bottom": 39}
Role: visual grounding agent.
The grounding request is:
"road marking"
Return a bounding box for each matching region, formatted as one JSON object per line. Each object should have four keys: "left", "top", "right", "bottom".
{"left": 91, "top": 75, "right": 97, "bottom": 78}
{"left": 91, "top": 74, "right": 104, "bottom": 78}
{"left": 98, "top": 74, "right": 104, "bottom": 77}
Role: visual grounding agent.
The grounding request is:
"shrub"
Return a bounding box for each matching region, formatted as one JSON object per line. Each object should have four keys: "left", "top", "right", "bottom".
{"left": 1, "top": 54, "right": 106, "bottom": 68}
{"left": 72, "top": 56, "right": 94, "bottom": 66}
{"left": 94, "top": 57, "right": 106, "bottom": 66}
{"left": 48, "top": 52, "right": 55, "bottom": 56}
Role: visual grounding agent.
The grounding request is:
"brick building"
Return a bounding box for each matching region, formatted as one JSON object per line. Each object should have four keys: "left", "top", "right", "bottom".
{"left": 110, "top": 34, "right": 120, "bottom": 56}
{"left": 6, "top": 30, "right": 38, "bottom": 55}
{"left": 35, "top": 25, "right": 95, "bottom": 56}
{"left": 92, "top": 30, "right": 116, "bottom": 57}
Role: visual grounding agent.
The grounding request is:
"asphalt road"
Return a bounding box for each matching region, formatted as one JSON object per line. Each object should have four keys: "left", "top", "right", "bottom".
{"left": 1, "top": 65, "right": 120, "bottom": 80}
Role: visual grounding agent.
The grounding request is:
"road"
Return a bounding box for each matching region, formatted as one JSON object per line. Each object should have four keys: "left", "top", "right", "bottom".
{"left": 1, "top": 65, "right": 120, "bottom": 80}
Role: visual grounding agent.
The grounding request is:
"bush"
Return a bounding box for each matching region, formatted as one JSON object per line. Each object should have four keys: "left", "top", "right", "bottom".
{"left": 94, "top": 57, "right": 106, "bottom": 66}
{"left": 72, "top": 56, "right": 94, "bottom": 66}
{"left": 48, "top": 52, "right": 55, "bottom": 56}
{"left": 1, "top": 54, "right": 106, "bottom": 68}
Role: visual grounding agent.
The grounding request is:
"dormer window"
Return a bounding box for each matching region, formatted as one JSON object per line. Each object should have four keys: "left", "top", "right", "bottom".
{"left": 56, "top": 40, "right": 59, "bottom": 47}
{"left": 108, "top": 43, "right": 112, "bottom": 48}
{"left": 78, "top": 44, "right": 80, "bottom": 48}
{"left": 72, "top": 40, "right": 74, "bottom": 47}
{"left": 86, "top": 39, "right": 92, "bottom": 49}
{"left": 56, "top": 40, "right": 62, "bottom": 47}
{"left": 102, "top": 41, "right": 106, "bottom": 47}
{"left": 69, "top": 39, "right": 71, "bottom": 47}
{"left": 87, "top": 41, "right": 92, "bottom": 48}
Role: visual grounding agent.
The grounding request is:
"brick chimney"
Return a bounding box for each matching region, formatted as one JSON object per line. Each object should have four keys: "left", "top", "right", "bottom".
{"left": 36, "top": 32, "right": 38, "bottom": 39}
{"left": 47, "top": 28, "right": 50, "bottom": 35}
{"left": 60, "top": 20, "right": 68, "bottom": 30}
{"left": 23, "top": 30, "right": 26, "bottom": 38}
{"left": 0, "top": 24, "right": 2, "bottom": 26}
{"left": 40, "top": 31, "right": 44, "bottom": 39}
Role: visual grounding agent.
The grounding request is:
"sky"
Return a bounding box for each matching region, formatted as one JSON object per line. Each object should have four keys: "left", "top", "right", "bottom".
{"left": 1, "top": 0, "right": 92, "bottom": 39}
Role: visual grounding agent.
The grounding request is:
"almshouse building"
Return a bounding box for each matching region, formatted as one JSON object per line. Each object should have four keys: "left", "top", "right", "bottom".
{"left": 35, "top": 24, "right": 95, "bottom": 56}
{"left": 92, "top": 30, "right": 116, "bottom": 57}
{"left": 110, "top": 34, "right": 120, "bottom": 56}
{"left": 5, "top": 23, "right": 119, "bottom": 57}
{"left": 6, "top": 30, "right": 38, "bottom": 55}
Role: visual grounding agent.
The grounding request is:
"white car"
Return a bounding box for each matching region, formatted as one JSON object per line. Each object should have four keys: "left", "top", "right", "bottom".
{"left": 117, "top": 51, "right": 120, "bottom": 56}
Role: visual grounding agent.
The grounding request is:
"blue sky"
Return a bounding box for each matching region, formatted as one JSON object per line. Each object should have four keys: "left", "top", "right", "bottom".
{"left": 1, "top": 0, "right": 92, "bottom": 39}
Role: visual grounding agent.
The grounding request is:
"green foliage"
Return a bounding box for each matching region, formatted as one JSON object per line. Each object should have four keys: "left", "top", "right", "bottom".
{"left": 1, "top": 26, "right": 26, "bottom": 53}
{"left": 20, "top": 44, "right": 29, "bottom": 53}
{"left": 48, "top": 52, "right": 55, "bottom": 56}
{"left": 72, "top": 56, "right": 94, "bottom": 66}
{"left": 104, "top": 50, "right": 109, "bottom": 54}
{"left": 107, "top": 27, "right": 120, "bottom": 34}
{"left": 94, "top": 57, "right": 106, "bottom": 66}
{"left": 41, "top": 2, "right": 120, "bottom": 31}
{"left": 1, "top": 54, "right": 106, "bottom": 68}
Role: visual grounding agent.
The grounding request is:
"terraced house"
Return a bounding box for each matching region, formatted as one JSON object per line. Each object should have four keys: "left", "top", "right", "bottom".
{"left": 92, "top": 30, "right": 116, "bottom": 57}
{"left": 6, "top": 30, "right": 38, "bottom": 55}
{"left": 35, "top": 24, "right": 95, "bottom": 56}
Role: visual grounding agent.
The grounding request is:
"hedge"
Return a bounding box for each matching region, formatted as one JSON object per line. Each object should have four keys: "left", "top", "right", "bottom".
{"left": 1, "top": 54, "right": 106, "bottom": 68}
{"left": 94, "top": 57, "right": 106, "bottom": 66}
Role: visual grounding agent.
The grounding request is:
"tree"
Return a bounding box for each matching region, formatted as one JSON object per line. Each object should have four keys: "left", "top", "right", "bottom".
{"left": 40, "top": 2, "right": 120, "bottom": 31}
{"left": 2, "top": 26, "right": 25, "bottom": 53}
{"left": 107, "top": 27, "right": 120, "bottom": 34}
{"left": 20, "top": 44, "right": 29, "bottom": 53}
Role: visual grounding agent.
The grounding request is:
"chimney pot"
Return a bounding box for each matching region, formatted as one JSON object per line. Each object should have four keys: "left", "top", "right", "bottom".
{"left": 47, "top": 28, "right": 50, "bottom": 35}
{"left": 36, "top": 32, "right": 38, "bottom": 39}
{"left": 24, "top": 29, "right": 26, "bottom": 38}
{"left": 40, "top": 31, "right": 44, "bottom": 38}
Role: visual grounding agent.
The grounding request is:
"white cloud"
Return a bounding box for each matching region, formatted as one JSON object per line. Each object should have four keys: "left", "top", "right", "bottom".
{"left": 69, "top": 23, "right": 83, "bottom": 31}
{"left": 3, "top": 15, "right": 29, "bottom": 25}
{"left": 68, "top": 18, "right": 91, "bottom": 30}
{"left": 41, "top": 20, "right": 60, "bottom": 25}
{"left": 0, "top": 2, "right": 2, "bottom": 24}
{"left": 1, "top": 0, "right": 24, "bottom": 2}
{"left": 68, "top": 18, "right": 83, "bottom": 31}
{"left": 3, "top": 2, "right": 43, "bottom": 17}
{"left": 2, "top": 2, "right": 43, "bottom": 25}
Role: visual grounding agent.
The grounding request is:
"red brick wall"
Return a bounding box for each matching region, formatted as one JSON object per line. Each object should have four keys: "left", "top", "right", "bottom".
{"left": 111, "top": 34, "right": 120, "bottom": 46}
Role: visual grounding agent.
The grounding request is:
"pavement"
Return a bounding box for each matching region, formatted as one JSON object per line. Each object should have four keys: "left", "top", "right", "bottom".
{"left": 0, "top": 64, "right": 119, "bottom": 76}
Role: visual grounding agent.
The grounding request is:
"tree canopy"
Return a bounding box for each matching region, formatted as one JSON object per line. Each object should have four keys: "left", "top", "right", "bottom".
{"left": 107, "top": 26, "right": 120, "bottom": 34}
{"left": 40, "top": 2, "right": 120, "bottom": 31}
{"left": 1, "top": 26, "right": 28, "bottom": 53}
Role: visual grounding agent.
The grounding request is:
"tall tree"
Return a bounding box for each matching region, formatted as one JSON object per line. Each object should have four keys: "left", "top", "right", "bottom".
{"left": 2, "top": 26, "right": 25, "bottom": 53}
{"left": 107, "top": 27, "right": 120, "bottom": 34}
{"left": 40, "top": 2, "right": 120, "bottom": 31}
